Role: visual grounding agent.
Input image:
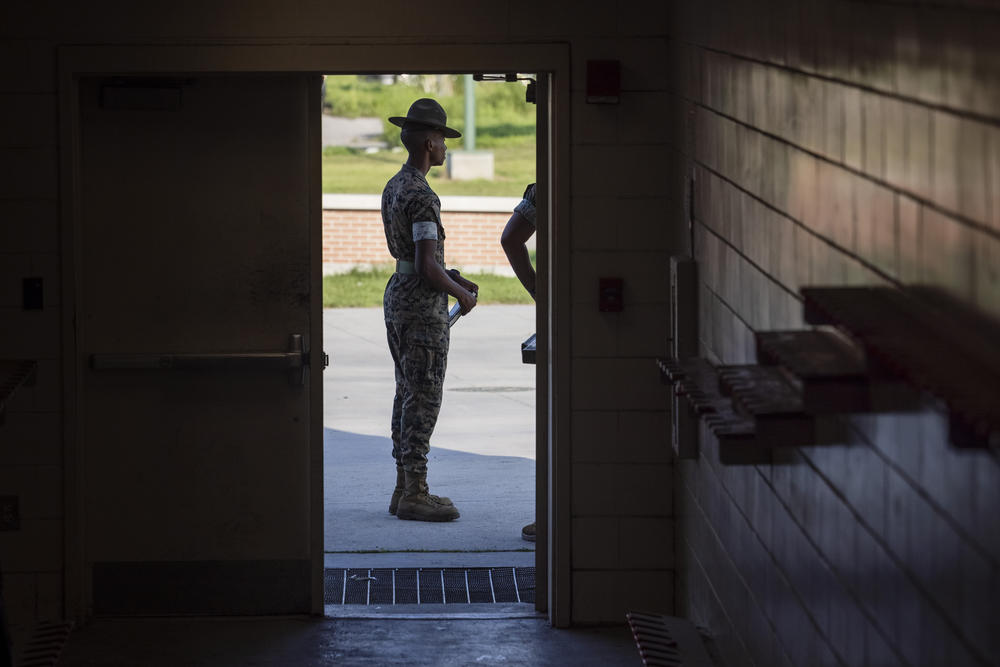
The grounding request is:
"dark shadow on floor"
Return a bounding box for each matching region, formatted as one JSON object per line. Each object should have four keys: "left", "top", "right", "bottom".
{"left": 59, "top": 616, "right": 640, "bottom": 666}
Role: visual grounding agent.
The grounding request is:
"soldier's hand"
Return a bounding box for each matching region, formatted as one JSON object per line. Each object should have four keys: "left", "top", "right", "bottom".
{"left": 449, "top": 269, "right": 478, "bottom": 294}
{"left": 458, "top": 289, "right": 477, "bottom": 315}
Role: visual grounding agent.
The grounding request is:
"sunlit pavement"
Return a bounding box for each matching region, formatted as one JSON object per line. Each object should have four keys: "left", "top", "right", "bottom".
{"left": 322, "top": 305, "right": 537, "bottom": 561}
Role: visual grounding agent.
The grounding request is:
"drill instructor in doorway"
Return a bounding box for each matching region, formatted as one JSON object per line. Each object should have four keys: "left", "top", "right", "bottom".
{"left": 382, "top": 98, "right": 478, "bottom": 522}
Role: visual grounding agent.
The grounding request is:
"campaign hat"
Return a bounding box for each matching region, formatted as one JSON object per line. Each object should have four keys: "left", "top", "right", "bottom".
{"left": 388, "top": 98, "right": 461, "bottom": 138}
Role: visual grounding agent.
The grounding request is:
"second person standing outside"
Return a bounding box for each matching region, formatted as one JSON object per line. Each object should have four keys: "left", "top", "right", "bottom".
{"left": 501, "top": 182, "right": 537, "bottom": 542}
{"left": 500, "top": 183, "right": 537, "bottom": 299}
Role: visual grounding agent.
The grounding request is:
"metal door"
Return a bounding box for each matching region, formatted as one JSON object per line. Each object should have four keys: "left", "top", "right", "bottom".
{"left": 77, "top": 74, "right": 321, "bottom": 615}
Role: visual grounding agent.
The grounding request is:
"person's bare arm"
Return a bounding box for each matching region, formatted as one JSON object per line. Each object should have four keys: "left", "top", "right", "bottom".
{"left": 415, "top": 239, "right": 477, "bottom": 314}
{"left": 500, "top": 211, "right": 536, "bottom": 298}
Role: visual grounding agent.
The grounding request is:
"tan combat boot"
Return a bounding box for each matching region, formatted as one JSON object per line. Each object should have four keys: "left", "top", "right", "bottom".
{"left": 396, "top": 471, "right": 460, "bottom": 522}
{"left": 389, "top": 466, "right": 452, "bottom": 515}
{"left": 389, "top": 467, "right": 406, "bottom": 515}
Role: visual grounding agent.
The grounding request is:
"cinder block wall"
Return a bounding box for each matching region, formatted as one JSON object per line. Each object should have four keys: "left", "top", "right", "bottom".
{"left": 0, "top": 40, "right": 63, "bottom": 637}
{"left": 564, "top": 10, "right": 682, "bottom": 622}
{"left": 668, "top": 1, "right": 1000, "bottom": 665}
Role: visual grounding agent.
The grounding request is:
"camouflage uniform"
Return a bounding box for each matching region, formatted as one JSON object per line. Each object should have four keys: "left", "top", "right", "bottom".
{"left": 382, "top": 163, "right": 450, "bottom": 475}
{"left": 514, "top": 182, "right": 537, "bottom": 227}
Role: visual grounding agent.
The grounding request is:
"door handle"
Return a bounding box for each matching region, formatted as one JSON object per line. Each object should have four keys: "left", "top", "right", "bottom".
{"left": 90, "top": 334, "right": 312, "bottom": 386}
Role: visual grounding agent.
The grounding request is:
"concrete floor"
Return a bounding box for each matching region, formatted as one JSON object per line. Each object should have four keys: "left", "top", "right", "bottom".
{"left": 61, "top": 308, "right": 622, "bottom": 665}
{"left": 59, "top": 616, "right": 641, "bottom": 666}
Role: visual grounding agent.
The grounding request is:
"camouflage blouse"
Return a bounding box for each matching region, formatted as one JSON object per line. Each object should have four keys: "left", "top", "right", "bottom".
{"left": 513, "top": 182, "right": 537, "bottom": 227}
{"left": 381, "top": 164, "right": 448, "bottom": 325}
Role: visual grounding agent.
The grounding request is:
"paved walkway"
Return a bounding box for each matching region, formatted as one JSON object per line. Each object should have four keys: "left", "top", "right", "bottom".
{"left": 323, "top": 305, "right": 536, "bottom": 563}
{"left": 321, "top": 115, "right": 385, "bottom": 149}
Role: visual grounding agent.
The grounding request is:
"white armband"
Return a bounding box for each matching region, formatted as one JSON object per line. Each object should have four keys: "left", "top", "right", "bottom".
{"left": 412, "top": 221, "right": 438, "bottom": 241}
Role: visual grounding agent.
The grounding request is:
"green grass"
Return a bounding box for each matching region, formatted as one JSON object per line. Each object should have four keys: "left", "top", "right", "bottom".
{"left": 322, "top": 144, "right": 534, "bottom": 196}
{"left": 322, "top": 75, "right": 536, "bottom": 196}
{"left": 323, "top": 265, "right": 535, "bottom": 308}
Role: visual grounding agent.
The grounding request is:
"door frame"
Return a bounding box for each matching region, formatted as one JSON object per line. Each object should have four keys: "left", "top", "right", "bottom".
{"left": 59, "top": 41, "right": 572, "bottom": 625}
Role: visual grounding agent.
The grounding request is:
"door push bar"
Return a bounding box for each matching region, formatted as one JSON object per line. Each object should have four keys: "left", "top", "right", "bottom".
{"left": 90, "top": 334, "right": 326, "bottom": 386}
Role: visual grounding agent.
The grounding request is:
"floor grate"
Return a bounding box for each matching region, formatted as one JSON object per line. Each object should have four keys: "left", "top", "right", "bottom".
{"left": 16, "top": 620, "right": 73, "bottom": 667}
{"left": 626, "top": 611, "right": 716, "bottom": 667}
{"left": 324, "top": 567, "right": 534, "bottom": 605}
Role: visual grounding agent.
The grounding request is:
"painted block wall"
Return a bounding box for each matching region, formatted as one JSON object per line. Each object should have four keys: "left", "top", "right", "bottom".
{"left": 565, "top": 46, "right": 692, "bottom": 617}
{"left": 564, "top": 9, "right": 683, "bottom": 624}
{"left": 0, "top": 39, "right": 64, "bottom": 647}
{"left": 668, "top": 1, "right": 1000, "bottom": 665}
{"left": 0, "top": 0, "right": 678, "bottom": 635}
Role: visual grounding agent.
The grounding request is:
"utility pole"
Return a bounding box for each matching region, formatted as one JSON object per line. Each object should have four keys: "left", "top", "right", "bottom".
{"left": 464, "top": 74, "right": 476, "bottom": 151}
{"left": 448, "top": 73, "right": 492, "bottom": 180}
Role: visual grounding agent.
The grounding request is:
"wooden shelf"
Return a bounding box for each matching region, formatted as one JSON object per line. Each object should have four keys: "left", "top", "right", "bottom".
{"left": 660, "top": 286, "right": 1000, "bottom": 460}
{"left": 660, "top": 357, "right": 796, "bottom": 464}
{"left": 803, "top": 286, "right": 1000, "bottom": 449}
{"left": 755, "top": 329, "right": 919, "bottom": 414}
{"left": 717, "top": 364, "right": 815, "bottom": 447}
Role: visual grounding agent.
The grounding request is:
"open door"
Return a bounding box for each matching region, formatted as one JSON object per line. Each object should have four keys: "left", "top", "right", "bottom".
{"left": 76, "top": 74, "right": 321, "bottom": 615}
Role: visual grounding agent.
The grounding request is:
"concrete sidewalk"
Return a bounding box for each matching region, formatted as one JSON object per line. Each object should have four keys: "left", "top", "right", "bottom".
{"left": 321, "top": 114, "right": 385, "bottom": 149}
{"left": 323, "top": 305, "right": 536, "bottom": 565}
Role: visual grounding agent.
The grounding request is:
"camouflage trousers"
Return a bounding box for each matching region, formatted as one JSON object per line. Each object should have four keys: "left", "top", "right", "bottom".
{"left": 386, "top": 319, "right": 450, "bottom": 475}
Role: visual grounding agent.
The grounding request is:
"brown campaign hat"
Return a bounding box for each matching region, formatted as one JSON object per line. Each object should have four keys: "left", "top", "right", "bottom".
{"left": 388, "top": 98, "right": 462, "bottom": 138}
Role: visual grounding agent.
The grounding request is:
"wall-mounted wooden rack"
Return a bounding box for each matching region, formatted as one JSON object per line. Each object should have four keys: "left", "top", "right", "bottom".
{"left": 803, "top": 286, "right": 1000, "bottom": 450}
{"left": 717, "top": 364, "right": 815, "bottom": 446}
{"left": 755, "top": 329, "right": 919, "bottom": 414}
{"left": 659, "top": 357, "right": 800, "bottom": 464}
{"left": 659, "top": 285, "right": 999, "bottom": 464}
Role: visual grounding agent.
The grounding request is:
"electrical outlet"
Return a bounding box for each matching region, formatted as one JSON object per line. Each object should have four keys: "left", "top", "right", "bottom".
{"left": 0, "top": 496, "right": 19, "bottom": 531}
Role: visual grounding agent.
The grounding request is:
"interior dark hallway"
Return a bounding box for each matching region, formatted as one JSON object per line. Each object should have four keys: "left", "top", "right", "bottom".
{"left": 57, "top": 616, "right": 640, "bottom": 666}
{"left": 4, "top": 2, "right": 1000, "bottom": 666}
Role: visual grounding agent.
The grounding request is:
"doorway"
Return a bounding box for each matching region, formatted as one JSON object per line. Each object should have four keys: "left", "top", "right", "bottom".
{"left": 60, "top": 43, "right": 569, "bottom": 625}
{"left": 319, "top": 73, "right": 538, "bottom": 613}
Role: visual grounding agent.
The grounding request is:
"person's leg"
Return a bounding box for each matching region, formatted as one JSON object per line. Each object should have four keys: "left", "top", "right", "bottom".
{"left": 386, "top": 321, "right": 405, "bottom": 466}
{"left": 398, "top": 323, "right": 449, "bottom": 475}
{"left": 386, "top": 321, "right": 407, "bottom": 514}
{"left": 396, "top": 322, "right": 458, "bottom": 521}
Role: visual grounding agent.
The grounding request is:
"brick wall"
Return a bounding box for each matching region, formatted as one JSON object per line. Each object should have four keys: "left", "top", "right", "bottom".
{"left": 321, "top": 205, "right": 518, "bottom": 272}
{"left": 668, "top": 1, "right": 1000, "bottom": 665}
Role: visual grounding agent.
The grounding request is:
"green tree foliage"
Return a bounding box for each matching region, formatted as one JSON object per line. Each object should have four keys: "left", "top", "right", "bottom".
{"left": 324, "top": 74, "right": 535, "bottom": 150}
